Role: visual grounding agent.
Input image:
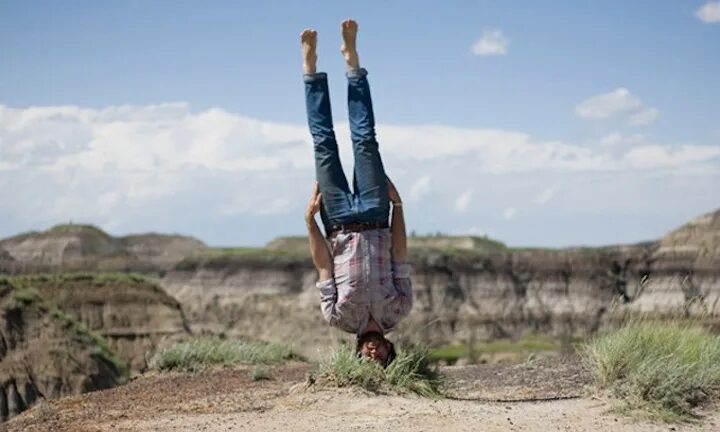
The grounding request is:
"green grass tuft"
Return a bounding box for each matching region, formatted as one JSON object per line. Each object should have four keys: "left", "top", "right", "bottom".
{"left": 50, "top": 307, "right": 129, "bottom": 380}
{"left": 310, "top": 344, "right": 441, "bottom": 397}
{"left": 150, "top": 337, "right": 299, "bottom": 372}
{"left": 581, "top": 320, "right": 720, "bottom": 421}
{"left": 11, "top": 286, "right": 43, "bottom": 305}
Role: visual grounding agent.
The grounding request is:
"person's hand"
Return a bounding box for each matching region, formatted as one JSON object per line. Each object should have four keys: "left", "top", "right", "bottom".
{"left": 387, "top": 177, "right": 402, "bottom": 204}
{"left": 305, "top": 181, "right": 322, "bottom": 222}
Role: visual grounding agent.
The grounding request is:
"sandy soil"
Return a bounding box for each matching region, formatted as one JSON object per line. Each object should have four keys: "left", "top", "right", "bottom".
{"left": 8, "top": 357, "right": 720, "bottom": 432}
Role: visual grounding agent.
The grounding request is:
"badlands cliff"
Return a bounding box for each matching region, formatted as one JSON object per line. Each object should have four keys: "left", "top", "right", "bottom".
{"left": 163, "top": 209, "right": 720, "bottom": 354}
{"left": 0, "top": 274, "right": 189, "bottom": 421}
{"left": 0, "top": 278, "right": 127, "bottom": 421}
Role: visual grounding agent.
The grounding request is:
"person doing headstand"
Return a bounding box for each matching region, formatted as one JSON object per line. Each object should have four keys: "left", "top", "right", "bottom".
{"left": 301, "top": 19, "right": 412, "bottom": 367}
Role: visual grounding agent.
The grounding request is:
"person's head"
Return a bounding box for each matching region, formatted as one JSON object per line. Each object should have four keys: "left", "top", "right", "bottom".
{"left": 356, "top": 331, "right": 396, "bottom": 367}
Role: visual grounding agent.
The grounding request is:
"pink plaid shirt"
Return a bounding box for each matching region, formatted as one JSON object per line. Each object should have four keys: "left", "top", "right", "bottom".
{"left": 316, "top": 228, "right": 413, "bottom": 335}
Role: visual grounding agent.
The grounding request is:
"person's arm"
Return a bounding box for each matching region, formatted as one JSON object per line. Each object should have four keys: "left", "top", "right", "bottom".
{"left": 305, "top": 182, "right": 333, "bottom": 281}
{"left": 387, "top": 178, "right": 407, "bottom": 263}
{"left": 380, "top": 178, "right": 413, "bottom": 328}
{"left": 305, "top": 182, "right": 341, "bottom": 325}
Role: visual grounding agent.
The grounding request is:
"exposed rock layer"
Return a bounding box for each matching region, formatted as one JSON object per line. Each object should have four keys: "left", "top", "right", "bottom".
{"left": 30, "top": 275, "right": 190, "bottom": 373}
{"left": 0, "top": 279, "right": 125, "bottom": 422}
{"left": 163, "top": 209, "right": 720, "bottom": 356}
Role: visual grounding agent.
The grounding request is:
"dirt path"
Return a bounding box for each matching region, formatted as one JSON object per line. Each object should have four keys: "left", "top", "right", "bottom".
{"left": 8, "top": 357, "right": 720, "bottom": 432}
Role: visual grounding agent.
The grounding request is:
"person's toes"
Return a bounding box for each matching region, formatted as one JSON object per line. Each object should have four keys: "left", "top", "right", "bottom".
{"left": 301, "top": 28, "right": 316, "bottom": 41}
{"left": 342, "top": 19, "right": 356, "bottom": 31}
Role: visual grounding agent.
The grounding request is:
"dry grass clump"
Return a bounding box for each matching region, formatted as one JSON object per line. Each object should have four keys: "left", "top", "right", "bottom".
{"left": 582, "top": 320, "right": 720, "bottom": 421}
{"left": 150, "top": 337, "right": 299, "bottom": 372}
{"left": 310, "top": 344, "right": 441, "bottom": 397}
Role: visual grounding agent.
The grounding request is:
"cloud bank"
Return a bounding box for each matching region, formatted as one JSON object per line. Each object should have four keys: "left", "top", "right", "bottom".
{"left": 1, "top": 103, "right": 718, "bottom": 246}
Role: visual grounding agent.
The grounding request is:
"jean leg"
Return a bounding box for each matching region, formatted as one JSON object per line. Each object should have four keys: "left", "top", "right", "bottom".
{"left": 304, "top": 73, "right": 353, "bottom": 232}
{"left": 346, "top": 68, "right": 390, "bottom": 223}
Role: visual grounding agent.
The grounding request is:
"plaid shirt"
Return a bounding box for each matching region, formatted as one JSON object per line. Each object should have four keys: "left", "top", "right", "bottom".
{"left": 316, "top": 228, "right": 413, "bottom": 335}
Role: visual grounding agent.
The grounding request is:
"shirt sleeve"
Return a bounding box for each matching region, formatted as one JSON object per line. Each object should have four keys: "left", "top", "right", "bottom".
{"left": 316, "top": 278, "right": 340, "bottom": 326}
{"left": 391, "top": 262, "right": 413, "bottom": 318}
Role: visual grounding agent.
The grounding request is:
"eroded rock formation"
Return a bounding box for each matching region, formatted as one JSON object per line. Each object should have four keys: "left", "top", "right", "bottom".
{"left": 29, "top": 274, "right": 190, "bottom": 373}
{"left": 162, "top": 209, "right": 720, "bottom": 355}
{"left": 0, "top": 279, "right": 126, "bottom": 421}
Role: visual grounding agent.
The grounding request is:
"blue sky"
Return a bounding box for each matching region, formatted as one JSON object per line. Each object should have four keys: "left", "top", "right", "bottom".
{"left": 1, "top": 1, "right": 719, "bottom": 247}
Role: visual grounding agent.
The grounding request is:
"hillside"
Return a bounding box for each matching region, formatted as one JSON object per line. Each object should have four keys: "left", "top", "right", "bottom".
{"left": 0, "top": 274, "right": 190, "bottom": 421}
{"left": 0, "top": 278, "right": 127, "bottom": 422}
{"left": 26, "top": 273, "right": 190, "bottom": 372}
{"left": 0, "top": 224, "right": 208, "bottom": 273}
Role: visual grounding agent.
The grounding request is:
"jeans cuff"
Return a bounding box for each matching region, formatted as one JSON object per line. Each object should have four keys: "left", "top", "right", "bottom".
{"left": 346, "top": 67, "right": 368, "bottom": 79}
{"left": 303, "top": 72, "right": 328, "bottom": 83}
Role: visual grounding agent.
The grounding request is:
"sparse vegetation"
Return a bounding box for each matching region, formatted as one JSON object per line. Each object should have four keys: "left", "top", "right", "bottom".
{"left": 48, "top": 223, "right": 110, "bottom": 235}
{"left": 174, "top": 249, "right": 312, "bottom": 272}
{"left": 10, "top": 285, "right": 43, "bottom": 305}
{"left": 50, "top": 306, "right": 129, "bottom": 380}
{"left": 582, "top": 320, "right": 720, "bottom": 421}
{"left": 150, "top": 337, "right": 300, "bottom": 372}
{"left": 310, "top": 344, "right": 441, "bottom": 397}
{"left": 2, "top": 272, "right": 151, "bottom": 287}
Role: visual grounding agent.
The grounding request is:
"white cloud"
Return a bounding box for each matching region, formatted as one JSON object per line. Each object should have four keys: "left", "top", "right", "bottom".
{"left": 575, "top": 88, "right": 643, "bottom": 119}
{"left": 409, "top": 175, "right": 431, "bottom": 201}
{"left": 471, "top": 29, "right": 509, "bottom": 56}
{"left": 696, "top": 1, "right": 720, "bottom": 23}
{"left": 454, "top": 189, "right": 473, "bottom": 212}
{"left": 503, "top": 207, "right": 516, "bottom": 220}
{"left": 628, "top": 108, "right": 660, "bottom": 126}
{"left": 1, "top": 103, "right": 718, "bottom": 245}
{"left": 575, "top": 88, "right": 659, "bottom": 126}
{"left": 534, "top": 187, "right": 558, "bottom": 205}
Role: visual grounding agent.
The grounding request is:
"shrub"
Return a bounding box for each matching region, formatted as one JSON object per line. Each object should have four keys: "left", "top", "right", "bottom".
{"left": 582, "top": 320, "right": 720, "bottom": 421}
{"left": 150, "top": 337, "right": 299, "bottom": 372}
{"left": 310, "top": 344, "right": 441, "bottom": 397}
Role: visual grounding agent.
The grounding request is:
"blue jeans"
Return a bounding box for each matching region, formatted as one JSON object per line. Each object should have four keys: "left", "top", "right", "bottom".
{"left": 304, "top": 68, "right": 390, "bottom": 235}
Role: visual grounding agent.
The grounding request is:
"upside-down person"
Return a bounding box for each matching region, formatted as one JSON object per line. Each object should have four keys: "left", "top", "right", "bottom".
{"left": 301, "top": 19, "right": 413, "bottom": 367}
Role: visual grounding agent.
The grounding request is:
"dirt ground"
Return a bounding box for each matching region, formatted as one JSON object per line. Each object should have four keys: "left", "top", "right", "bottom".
{"left": 8, "top": 356, "right": 720, "bottom": 432}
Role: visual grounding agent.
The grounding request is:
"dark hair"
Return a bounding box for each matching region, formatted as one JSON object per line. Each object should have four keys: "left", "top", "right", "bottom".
{"left": 356, "top": 331, "right": 397, "bottom": 368}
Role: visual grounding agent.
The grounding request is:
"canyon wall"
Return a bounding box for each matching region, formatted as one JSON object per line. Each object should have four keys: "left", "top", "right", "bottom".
{"left": 31, "top": 274, "right": 190, "bottom": 373}
{"left": 0, "top": 279, "right": 126, "bottom": 421}
{"left": 162, "top": 210, "right": 720, "bottom": 356}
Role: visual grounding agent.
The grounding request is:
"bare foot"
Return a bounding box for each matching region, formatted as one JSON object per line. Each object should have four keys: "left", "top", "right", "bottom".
{"left": 340, "top": 19, "right": 360, "bottom": 71}
{"left": 300, "top": 28, "right": 318, "bottom": 75}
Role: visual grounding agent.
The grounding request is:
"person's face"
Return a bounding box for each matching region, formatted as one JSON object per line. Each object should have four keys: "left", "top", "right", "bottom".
{"left": 359, "top": 334, "right": 389, "bottom": 364}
